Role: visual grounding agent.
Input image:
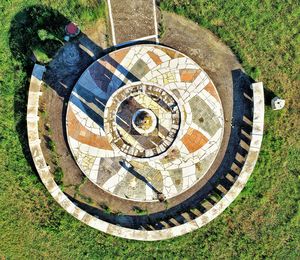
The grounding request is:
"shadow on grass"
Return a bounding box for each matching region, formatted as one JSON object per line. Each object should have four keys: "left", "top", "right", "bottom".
{"left": 9, "top": 5, "right": 105, "bottom": 178}
{"left": 9, "top": 5, "right": 70, "bottom": 175}
{"left": 9, "top": 5, "right": 69, "bottom": 70}
{"left": 9, "top": 5, "right": 125, "bottom": 226}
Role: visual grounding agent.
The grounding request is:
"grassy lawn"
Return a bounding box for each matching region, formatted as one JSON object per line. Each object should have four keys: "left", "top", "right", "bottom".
{"left": 0, "top": 0, "right": 299, "bottom": 258}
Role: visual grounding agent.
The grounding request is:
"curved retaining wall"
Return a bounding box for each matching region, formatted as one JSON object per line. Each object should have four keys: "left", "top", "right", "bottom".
{"left": 27, "top": 63, "right": 264, "bottom": 241}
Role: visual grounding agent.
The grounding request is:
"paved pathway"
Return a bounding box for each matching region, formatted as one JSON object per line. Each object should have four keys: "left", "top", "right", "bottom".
{"left": 108, "top": 0, "right": 159, "bottom": 45}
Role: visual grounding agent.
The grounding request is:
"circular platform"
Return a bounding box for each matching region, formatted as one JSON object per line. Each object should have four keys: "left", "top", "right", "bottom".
{"left": 66, "top": 45, "right": 224, "bottom": 202}
{"left": 103, "top": 82, "right": 182, "bottom": 159}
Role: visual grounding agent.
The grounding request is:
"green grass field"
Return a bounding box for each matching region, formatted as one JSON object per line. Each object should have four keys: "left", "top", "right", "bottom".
{"left": 0, "top": 0, "right": 299, "bottom": 258}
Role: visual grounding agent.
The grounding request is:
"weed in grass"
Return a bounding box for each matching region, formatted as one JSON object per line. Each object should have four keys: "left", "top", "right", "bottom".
{"left": 132, "top": 206, "right": 148, "bottom": 216}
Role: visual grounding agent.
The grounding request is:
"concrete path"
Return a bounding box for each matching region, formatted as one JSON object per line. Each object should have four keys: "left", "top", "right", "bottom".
{"left": 108, "top": 0, "right": 159, "bottom": 45}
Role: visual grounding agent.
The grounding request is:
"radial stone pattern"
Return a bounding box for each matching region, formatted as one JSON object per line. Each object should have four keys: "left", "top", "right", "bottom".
{"left": 66, "top": 45, "right": 224, "bottom": 202}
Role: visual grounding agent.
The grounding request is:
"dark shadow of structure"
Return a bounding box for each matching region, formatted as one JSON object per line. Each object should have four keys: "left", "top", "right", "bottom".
{"left": 9, "top": 5, "right": 105, "bottom": 175}
{"left": 10, "top": 5, "right": 70, "bottom": 174}
{"left": 135, "top": 69, "right": 257, "bottom": 228}
{"left": 120, "top": 161, "right": 161, "bottom": 195}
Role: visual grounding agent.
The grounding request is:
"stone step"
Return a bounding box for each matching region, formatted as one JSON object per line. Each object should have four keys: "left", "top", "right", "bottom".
{"left": 243, "top": 115, "right": 253, "bottom": 126}
{"left": 235, "top": 152, "right": 246, "bottom": 164}
{"left": 240, "top": 139, "right": 250, "bottom": 151}
{"left": 231, "top": 162, "right": 242, "bottom": 175}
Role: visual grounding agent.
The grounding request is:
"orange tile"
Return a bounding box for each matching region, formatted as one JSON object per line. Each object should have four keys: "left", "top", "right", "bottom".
{"left": 180, "top": 69, "right": 200, "bottom": 82}
{"left": 181, "top": 127, "right": 208, "bottom": 153}
{"left": 204, "top": 82, "right": 221, "bottom": 103}
{"left": 67, "top": 107, "right": 113, "bottom": 150}
{"left": 157, "top": 47, "right": 184, "bottom": 59}
{"left": 147, "top": 51, "right": 162, "bottom": 65}
{"left": 110, "top": 48, "right": 130, "bottom": 63}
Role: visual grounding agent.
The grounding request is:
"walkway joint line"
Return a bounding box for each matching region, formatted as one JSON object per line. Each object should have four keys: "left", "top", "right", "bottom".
{"left": 114, "top": 35, "right": 159, "bottom": 48}
{"left": 107, "top": 0, "right": 117, "bottom": 46}
{"left": 152, "top": 0, "right": 159, "bottom": 43}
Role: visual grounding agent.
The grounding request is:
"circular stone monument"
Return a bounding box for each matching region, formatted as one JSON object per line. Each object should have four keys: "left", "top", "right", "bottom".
{"left": 66, "top": 45, "right": 224, "bottom": 202}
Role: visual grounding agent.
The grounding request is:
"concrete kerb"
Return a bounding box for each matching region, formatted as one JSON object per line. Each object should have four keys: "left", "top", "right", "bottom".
{"left": 27, "top": 62, "right": 265, "bottom": 240}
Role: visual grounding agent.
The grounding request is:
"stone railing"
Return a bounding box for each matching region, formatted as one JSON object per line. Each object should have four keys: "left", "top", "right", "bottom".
{"left": 28, "top": 66, "right": 264, "bottom": 240}
{"left": 196, "top": 82, "right": 264, "bottom": 226}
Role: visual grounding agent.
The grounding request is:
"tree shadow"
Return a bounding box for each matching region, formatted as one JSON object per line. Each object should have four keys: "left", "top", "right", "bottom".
{"left": 9, "top": 5, "right": 69, "bottom": 71}
{"left": 9, "top": 5, "right": 105, "bottom": 176}
{"left": 10, "top": 5, "right": 70, "bottom": 175}
{"left": 9, "top": 5, "right": 142, "bottom": 227}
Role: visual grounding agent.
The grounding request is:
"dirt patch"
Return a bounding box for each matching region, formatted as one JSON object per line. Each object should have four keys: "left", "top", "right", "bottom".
{"left": 84, "top": 18, "right": 109, "bottom": 49}
{"left": 110, "top": 0, "right": 158, "bottom": 44}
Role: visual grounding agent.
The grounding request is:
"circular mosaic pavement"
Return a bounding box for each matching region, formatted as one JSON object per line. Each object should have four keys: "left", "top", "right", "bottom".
{"left": 66, "top": 45, "right": 224, "bottom": 202}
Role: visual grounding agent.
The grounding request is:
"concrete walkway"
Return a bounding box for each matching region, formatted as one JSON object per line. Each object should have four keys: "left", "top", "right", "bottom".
{"left": 108, "top": 0, "right": 159, "bottom": 45}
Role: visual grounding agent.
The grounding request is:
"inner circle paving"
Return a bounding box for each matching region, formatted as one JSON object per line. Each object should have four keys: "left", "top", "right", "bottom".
{"left": 103, "top": 82, "right": 181, "bottom": 159}
{"left": 66, "top": 44, "right": 224, "bottom": 202}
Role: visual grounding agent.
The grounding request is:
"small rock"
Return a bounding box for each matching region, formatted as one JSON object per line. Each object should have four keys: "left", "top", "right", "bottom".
{"left": 271, "top": 97, "right": 285, "bottom": 110}
{"left": 64, "top": 35, "right": 70, "bottom": 42}
{"left": 157, "top": 193, "right": 166, "bottom": 202}
{"left": 45, "top": 123, "right": 51, "bottom": 131}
